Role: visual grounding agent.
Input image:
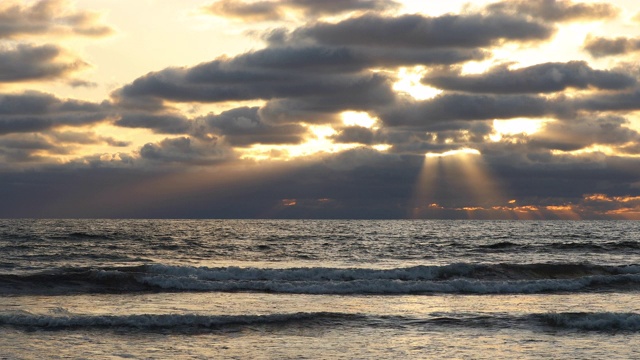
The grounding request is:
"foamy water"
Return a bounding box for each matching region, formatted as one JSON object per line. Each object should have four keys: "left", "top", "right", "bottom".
{"left": 1, "top": 220, "right": 639, "bottom": 358}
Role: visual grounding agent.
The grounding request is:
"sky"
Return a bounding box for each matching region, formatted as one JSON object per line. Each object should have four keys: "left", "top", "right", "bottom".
{"left": 1, "top": 0, "right": 640, "bottom": 219}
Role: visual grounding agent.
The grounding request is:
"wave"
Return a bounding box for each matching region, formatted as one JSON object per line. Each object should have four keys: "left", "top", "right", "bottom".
{"left": 537, "top": 312, "right": 640, "bottom": 331}
{"left": 477, "top": 240, "right": 640, "bottom": 253}
{"left": 2, "top": 263, "right": 640, "bottom": 295}
{"left": 2, "top": 311, "right": 639, "bottom": 333}
{"left": 0, "top": 312, "right": 364, "bottom": 331}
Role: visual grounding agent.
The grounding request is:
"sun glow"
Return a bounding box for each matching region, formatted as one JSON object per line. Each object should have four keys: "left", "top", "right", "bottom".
{"left": 393, "top": 66, "right": 442, "bottom": 100}
{"left": 424, "top": 148, "right": 481, "bottom": 158}
{"left": 490, "top": 118, "right": 550, "bottom": 141}
{"left": 341, "top": 111, "right": 377, "bottom": 128}
{"left": 240, "top": 125, "right": 360, "bottom": 161}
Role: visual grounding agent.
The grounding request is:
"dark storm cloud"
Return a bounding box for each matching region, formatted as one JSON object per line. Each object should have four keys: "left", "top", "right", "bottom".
{"left": 0, "top": 0, "right": 113, "bottom": 39}
{"left": 285, "top": 13, "right": 554, "bottom": 48}
{"left": 203, "top": 107, "right": 308, "bottom": 146}
{"left": 139, "top": 136, "right": 232, "bottom": 165}
{"left": 583, "top": 35, "right": 640, "bottom": 58}
{"left": 485, "top": 0, "right": 619, "bottom": 22}
{"left": 0, "top": 91, "right": 111, "bottom": 135}
{"left": 0, "top": 44, "right": 87, "bottom": 82}
{"left": 203, "top": 0, "right": 399, "bottom": 22}
{"left": 422, "top": 61, "right": 636, "bottom": 94}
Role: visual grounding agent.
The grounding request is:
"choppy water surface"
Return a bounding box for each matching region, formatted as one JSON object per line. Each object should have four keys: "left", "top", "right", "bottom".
{"left": 1, "top": 220, "right": 639, "bottom": 359}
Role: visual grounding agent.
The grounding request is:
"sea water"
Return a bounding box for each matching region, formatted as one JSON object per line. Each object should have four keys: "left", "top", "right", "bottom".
{"left": 1, "top": 219, "right": 639, "bottom": 359}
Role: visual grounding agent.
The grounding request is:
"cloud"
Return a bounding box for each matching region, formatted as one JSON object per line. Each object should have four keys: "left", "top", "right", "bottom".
{"left": 284, "top": 13, "right": 554, "bottom": 48}
{"left": 114, "top": 39, "right": 482, "bottom": 111}
{"left": 576, "top": 88, "right": 640, "bottom": 112}
{"left": 203, "top": 0, "right": 400, "bottom": 22}
{"left": 0, "top": 0, "right": 113, "bottom": 39}
{"left": 0, "top": 130, "right": 129, "bottom": 165}
{"left": 203, "top": 0, "right": 282, "bottom": 22}
{"left": 485, "top": 0, "right": 619, "bottom": 22}
{"left": 203, "top": 107, "right": 309, "bottom": 146}
{"left": 583, "top": 35, "right": 640, "bottom": 58}
{"left": 0, "top": 91, "right": 112, "bottom": 135}
{"left": 115, "top": 11, "right": 556, "bottom": 123}
{"left": 114, "top": 106, "right": 310, "bottom": 146}
{"left": 115, "top": 113, "right": 192, "bottom": 134}
{"left": 115, "top": 53, "right": 396, "bottom": 106}
{"left": 0, "top": 43, "right": 87, "bottom": 82}
{"left": 422, "top": 61, "right": 636, "bottom": 93}
{"left": 48, "top": 130, "right": 131, "bottom": 147}
{"left": 1, "top": 146, "right": 638, "bottom": 219}
{"left": 0, "top": 134, "right": 62, "bottom": 163}
{"left": 331, "top": 126, "right": 376, "bottom": 144}
{"left": 380, "top": 93, "right": 561, "bottom": 128}
{"left": 285, "top": 0, "right": 400, "bottom": 16}
{"left": 528, "top": 116, "right": 639, "bottom": 151}
{"left": 139, "top": 136, "right": 232, "bottom": 165}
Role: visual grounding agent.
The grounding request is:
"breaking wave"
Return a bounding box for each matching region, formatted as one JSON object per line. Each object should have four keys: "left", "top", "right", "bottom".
{"left": 2, "top": 263, "right": 640, "bottom": 295}
{"left": 3, "top": 311, "right": 639, "bottom": 333}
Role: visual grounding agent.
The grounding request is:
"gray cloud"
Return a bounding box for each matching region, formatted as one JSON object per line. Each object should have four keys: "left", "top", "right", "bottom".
{"left": 380, "top": 94, "right": 562, "bottom": 128}
{"left": 203, "top": 0, "right": 281, "bottom": 22}
{"left": 1, "top": 146, "right": 638, "bottom": 219}
{"left": 0, "top": 133, "right": 75, "bottom": 164}
{"left": 0, "top": 91, "right": 112, "bottom": 135}
{"left": 115, "top": 39, "right": 482, "bottom": 110}
{"left": 48, "top": 130, "right": 131, "bottom": 147}
{"left": 114, "top": 106, "right": 310, "bottom": 147}
{"left": 139, "top": 136, "right": 232, "bottom": 165}
{"left": 116, "top": 55, "right": 396, "bottom": 105}
{"left": 115, "top": 113, "right": 192, "bottom": 134}
{"left": 203, "top": 0, "right": 399, "bottom": 22}
{"left": 0, "top": 0, "right": 113, "bottom": 39}
{"left": 285, "top": 0, "right": 400, "bottom": 16}
{"left": 422, "top": 61, "right": 636, "bottom": 94}
{"left": 0, "top": 43, "right": 87, "bottom": 82}
{"left": 203, "top": 107, "right": 308, "bottom": 146}
{"left": 583, "top": 35, "right": 640, "bottom": 58}
{"left": 576, "top": 88, "right": 640, "bottom": 112}
{"left": 485, "top": 0, "right": 619, "bottom": 22}
{"left": 331, "top": 126, "right": 376, "bottom": 144}
{"left": 285, "top": 13, "right": 554, "bottom": 48}
{"left": 528, "top": 116, "right": 639, "bottom": 151}
{"left": 115, "top": 11, "right": 558, "bottom": 120}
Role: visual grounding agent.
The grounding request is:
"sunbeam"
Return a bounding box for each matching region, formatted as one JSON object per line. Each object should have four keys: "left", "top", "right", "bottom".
{"left": 411, "top": 148, "right": 509, "bottom": 219}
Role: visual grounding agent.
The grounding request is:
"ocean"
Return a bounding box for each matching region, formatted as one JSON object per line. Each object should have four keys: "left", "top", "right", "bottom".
{"left": 1, "top": 219, "right": 640, "bottom": 359}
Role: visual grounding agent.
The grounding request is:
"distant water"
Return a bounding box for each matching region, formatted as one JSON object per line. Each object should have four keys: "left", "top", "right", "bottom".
{"left": 1, "top": 220, "right": 640, "bottom": 359}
